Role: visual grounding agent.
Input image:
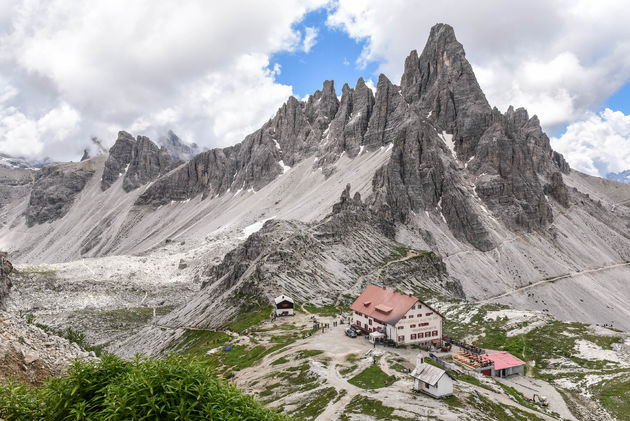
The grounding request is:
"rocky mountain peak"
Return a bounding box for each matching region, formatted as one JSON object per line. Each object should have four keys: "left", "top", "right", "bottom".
{"left": 101, "top": 131, "right": 180, "bottom": 192}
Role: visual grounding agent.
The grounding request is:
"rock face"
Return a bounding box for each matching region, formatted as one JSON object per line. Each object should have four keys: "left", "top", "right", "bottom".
{"left": 0, "top": 310, "right": 96, "bottom": 384}
{"left": 25, "top": 162, "right": 95, "bottom": 226}
{"left": 101, "top": 131, "right": 179, "bottom": 192}
{"left": 0, "top": 253, "right": 13, "bottom": 310}
{"left": 373, "top": 23, "right": 571, "bottom": 240}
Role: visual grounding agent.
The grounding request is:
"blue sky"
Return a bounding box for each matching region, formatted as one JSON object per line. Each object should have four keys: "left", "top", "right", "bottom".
{"left": 271, "top": 9, "right": 378, "bottom": 98}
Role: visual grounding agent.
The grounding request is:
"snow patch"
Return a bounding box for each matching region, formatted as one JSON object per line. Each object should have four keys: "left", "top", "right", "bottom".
{"left": 242, "top": 217, "right": 275, "bottom": 238}
{"left": 359, "top": 145, "right": 365, "bottom": 155}
{"left": 278, "top": 160, "right": 291, "bottom": 174}
{"left": 439, "top": 131, "right": 456, "bottom": 157}
{"left": 427, "top": 111, "right": 432, "bottom": 118}
{"left": 273, "top": 139, "right": 281, "bottom": 151}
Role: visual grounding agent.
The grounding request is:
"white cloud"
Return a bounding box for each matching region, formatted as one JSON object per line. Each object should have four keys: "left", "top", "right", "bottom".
{"left": 0, "top": 101, "right": 80, "bottom": 157}
{"left": 0, "top": 0, "right": 326, "bottom": 160}
{"left": 364, "top": 78, "right": 376, "bottom": 94}
{"left": 551, "top": 109, "right": 630, "bottom": 177}
{"left": 327, "top": 0, "right": 630, "bottom": 131}
{"left": 302, "top": 27, "right": 318, "bottom": 53}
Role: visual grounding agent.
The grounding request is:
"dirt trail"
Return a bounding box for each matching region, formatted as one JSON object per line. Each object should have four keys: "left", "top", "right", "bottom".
{"left": 611, "top": 197, "right": 630, "bottom": 211}
{"left": 480, "top": 262, "right": 630, "bottom": 302}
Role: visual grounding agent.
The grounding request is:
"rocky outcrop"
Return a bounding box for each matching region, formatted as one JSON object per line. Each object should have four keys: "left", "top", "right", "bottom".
{"left": 318, "top": 78, "right": 375, "bottom": 164}
{"left": 101, "top": 131, "right": 135, "bottom": 190}
{"left": 545, "top": 172, "right": 570, "bottom": 207}
{"left": 371, "top": 117, "right": 495, "bottom": 250}
{"left": 389, "top": 23, "right": 571, "bottom": 238}
{"left": 0, "top": 311, "right": 97, "bottom": 385}
{"left": 25, "top": 162, "right": 95, "bottom": 226}
{"left": 363, "top": 74, "right": 405, "bottom": 148}
{"left": 123, "top": 136, "right": 177, "bottom": 192}
{"left": 101, "top": 132, "right": 178, "bottom": 192}
{"left": 0, "top": 253, "right": 12, "bottom": 310}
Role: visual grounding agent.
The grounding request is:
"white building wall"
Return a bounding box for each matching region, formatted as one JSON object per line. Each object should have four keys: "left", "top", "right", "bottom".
{"left": 414, "top": 375, "right": 453, "bottom": 398}
{"left": 393, "top": 303, "right": 442, "bottom": 344}
{"left": 352, "top": 311, "right": 386, "bottom": 332}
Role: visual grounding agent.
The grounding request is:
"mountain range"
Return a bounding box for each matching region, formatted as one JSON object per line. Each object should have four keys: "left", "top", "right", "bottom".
{"left": 1, "top": 23, "right": 630, "bottom": 349}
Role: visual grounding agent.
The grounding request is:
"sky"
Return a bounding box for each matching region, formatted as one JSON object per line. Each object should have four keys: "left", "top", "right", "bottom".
{"left": 0, "top": 1, "right": 630, "bottom": 178}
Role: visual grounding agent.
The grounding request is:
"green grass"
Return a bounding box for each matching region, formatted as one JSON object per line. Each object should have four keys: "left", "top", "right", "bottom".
{"left": 290, "top": 387, "right": 337, "bottom": 420}
{"left": 172, "top": 329, "right": 231, "bottom": 356}
{"left": 339, "top": 364, "right": 357, "bottom": 376}
{"left": 271, "top": 356, "right": 290, "bottom": 366}
{"left": 345, "top": 353, "right": 359, "bottom": 362}
{"left": 295, "top": 350, "right": 323, "bottom": 360}
{"left": 443, "top": 395, "right": 464, "bottom": 408}
{"left": 348, "top": 365, "right": 396, "bottom": 389}
{"left": 228, "top": 305, "right": 273, "bottom": 332}
{"left": 0, "top": 354, "right": 291, "bottom": 420}
{"left": 341, "top": 395, "right": 415, "bottom": 420}
{"left": 301, "top": 304, "right": 345, "bottom": 317}
{"left": 466, "top": 392, "right": 546, "bottom": 421}
{"left": 591, "top": 375, "right": 630, "bottom": 420}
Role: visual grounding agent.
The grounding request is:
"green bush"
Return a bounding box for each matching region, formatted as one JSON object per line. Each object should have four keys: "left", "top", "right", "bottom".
{"left": 0, "top": 354, "right": 291, "bottom": 420}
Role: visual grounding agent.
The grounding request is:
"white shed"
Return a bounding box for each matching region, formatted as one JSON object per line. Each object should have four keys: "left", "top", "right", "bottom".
{"left": 411, "top": 362, "right": 453, "bottom": 398}
{"left": 274, "top": 295, "right": 294, "bottom": 316}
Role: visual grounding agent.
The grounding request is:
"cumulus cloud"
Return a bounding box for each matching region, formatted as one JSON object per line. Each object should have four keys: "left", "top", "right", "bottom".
{"left": 302, "top": 27, "right": 319, "bottom": 53}
{"left": 0, "top": 0, "right": 326, "bottom": 160}
{"left": 327, "top": 0, "right": 630, "bottom": 131}
{"left": 551, "top": 109, "right": 630, "bottom": 177}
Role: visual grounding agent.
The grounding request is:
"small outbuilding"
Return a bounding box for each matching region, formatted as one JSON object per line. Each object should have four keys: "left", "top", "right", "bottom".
{"left": 484, "top": 352, "right": 525, "bottom": 377}
{"left": 411, "top": 362, "right": 453, "bottom": 398}
{"left": 274, "top": 295, "right": 294, "bottom": 316}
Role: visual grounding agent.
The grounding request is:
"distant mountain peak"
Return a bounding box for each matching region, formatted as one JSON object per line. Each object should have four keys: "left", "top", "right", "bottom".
{"left": 157, "top": 130, "right": 200, "bottom": 162}
{"left": 607, "top": 169, "right": 630, "bottom": 183}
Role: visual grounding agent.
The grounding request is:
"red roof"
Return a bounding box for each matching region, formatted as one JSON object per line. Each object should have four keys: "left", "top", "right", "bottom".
{"left": 350, "top": 285, "right": 419, "bottom": 325}
{"left": 485, "top": 352, "right": 525, "bottom": 370}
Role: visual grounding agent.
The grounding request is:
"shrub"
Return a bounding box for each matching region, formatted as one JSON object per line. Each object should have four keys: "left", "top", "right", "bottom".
{"left": 0, "top": 354, "right": 291, "bottom": 420}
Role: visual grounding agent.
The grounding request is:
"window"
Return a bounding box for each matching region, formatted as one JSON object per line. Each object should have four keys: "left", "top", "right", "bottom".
{"left": 410, "top": 324, "right": 416, "bottom": 328}
{"left": 425, "top": 382, "right": 429, "bottom": 389}
{"left": 397, "top": 326, "right": 403, "bottom": 330}
{"left": 432, "top": 330, "right": 438, "bottom": 337}
{"left": 410, "top": 334, "right": 417, "bottom": 340}
{"left": 417, "top": 314, "right": 422, "bottom": 317}
{"left": 418, "top": 332, "right": 423, "bottom": 338}
{"left": 398, "top": 335, "right": 405, "bottom": 342}
{"left": 408, "top": 314, "right": 413, "bottom": 318}
{"left": 369, "top": 319, "right": 373, "bottom": 325}
{"left": 356, "top": 321, "right": 361, "bottom": 327}
{"left": 426, "top": 312, "right": 432, "bottom": 316}
{"left": 402, "top": 315, "right": 406, "bottom": 319}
